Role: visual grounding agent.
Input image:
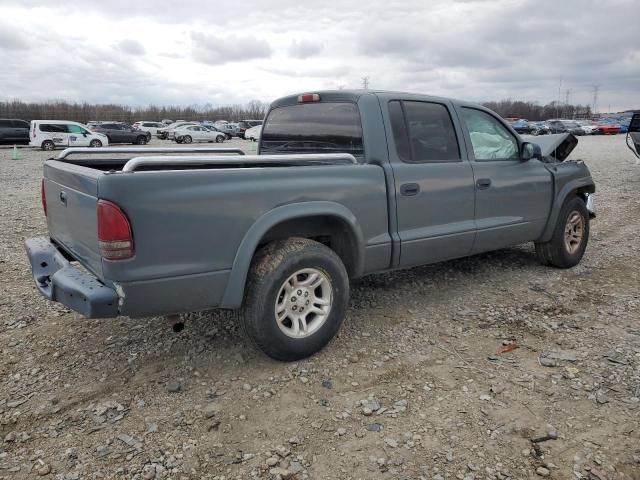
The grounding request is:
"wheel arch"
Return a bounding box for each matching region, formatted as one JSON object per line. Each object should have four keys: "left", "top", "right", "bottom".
{"left": 220, "top": 201, "right": 365, "bottom": 308}
{"left": 538, "top": 178, "right": 595, "bottom": 242}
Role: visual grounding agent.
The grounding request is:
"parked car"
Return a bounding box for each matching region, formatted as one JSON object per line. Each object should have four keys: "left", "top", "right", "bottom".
{"left": 547, "top": 120, "right": 584, "bottom": 136}
{"left": 245, "top": 125, "right": 262, "bottom": 141}
{"left": 576, "top": 121, "right": 599, "bottom": 135}
{"left": 528, "top": 121, "right": 550, "bottom": 135}
{"left": 174, "top": 125, "right": 226, "bottom": 143}
{"left": 507, "top": 119, "right": 535, "bottom": 135}
{"left": 161, "top": 119, "right": 174, "bottom": 125}
{"left": 132, "top": 121, "right": 165, "bottom": 137}
{"left": 26, "top": 90, "right": 595, "bottom": 361}
{"left": 29, "top": 120, "right": 109, "bottom": 150}
{"left": 0, "top": 118, "right": 30, "bottom": 144}
{"left": 238, "top": 119, "right": 263, "bottom": 139}
{"left": 214, "top": 123, "right": 239, "bottom": 137}
{"left": 203, "top": 125, "right": 232, "bottom": 140}
{"left": 597, "top": 123, "right": 621, "bottom": 135}
{"left": 157, "top": 122, "right": 198, "bottom": 139}
{"left": 89, "top": 122, "right": 151, "bottom": 144}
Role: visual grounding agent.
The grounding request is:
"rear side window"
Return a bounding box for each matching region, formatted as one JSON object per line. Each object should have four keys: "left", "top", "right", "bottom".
{"left": 0, "top": 120, "right": 12, "bottom": 127}
{"left": 39, "top": 124, "right": 67, "bottom": 133}
{"left": 12, "top": 120, "right": 29, "bottom": 128}
{"left": 261, "top": 102, "right": 364, "bottom": 155}
{"left": 388, "top": 100, "right": 460, "bottom": 163}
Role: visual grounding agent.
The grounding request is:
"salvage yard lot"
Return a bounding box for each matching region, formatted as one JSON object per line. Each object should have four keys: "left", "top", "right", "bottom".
{"left": 0, "top": 136, "right": 639, "bottom": 479}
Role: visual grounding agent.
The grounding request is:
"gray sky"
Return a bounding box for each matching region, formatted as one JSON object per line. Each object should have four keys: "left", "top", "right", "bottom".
{"left": 0, "top": 0, "right": 638, "bottom": 111}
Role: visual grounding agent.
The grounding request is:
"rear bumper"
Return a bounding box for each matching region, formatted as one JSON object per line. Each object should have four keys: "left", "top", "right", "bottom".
{"left": 25, "top": 237, "right": 119, "bottom": 318}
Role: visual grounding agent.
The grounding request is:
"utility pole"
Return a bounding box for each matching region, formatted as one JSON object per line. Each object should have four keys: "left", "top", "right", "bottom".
{"left": 592, "top": 85, "right": 600, "bottom": 117}
{"left": 361, "top": 76, "right": 370, "bottom": 90}
{"left": 565, "top": 89, "right": 571, "bottom": 118}
{"left": 556, "top": 78, "right": 562, "bottom": 118}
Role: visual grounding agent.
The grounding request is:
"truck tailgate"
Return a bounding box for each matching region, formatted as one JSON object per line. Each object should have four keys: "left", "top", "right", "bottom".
{"left": 43, "top": 161, "right": 103, "bottom": 277}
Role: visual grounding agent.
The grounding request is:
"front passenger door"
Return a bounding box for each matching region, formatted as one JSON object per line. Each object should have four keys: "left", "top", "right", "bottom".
{"left": 458, "top": 107, "right": 553, "bottom": 253}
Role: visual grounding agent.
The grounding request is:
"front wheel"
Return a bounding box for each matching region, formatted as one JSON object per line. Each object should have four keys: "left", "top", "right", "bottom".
{"left": 215, "top": 135, "right": 224, "bottom": 143}
{"left": 41, "top": 140, "right": 55, "bottom": 151}
{"left": 240, "top": 238, "right": 349, "bottom": 361}
{"left": 89, "top": 139, "right": 103, "bottom": 148}
{"left": 135, "top": 135, "right": 148, "bottom": 145}
{"left": 182, "top": 135, "right": 192, "bottom": 144}
{"left": 535, "top": 196, "right": 589, "bottom": 268}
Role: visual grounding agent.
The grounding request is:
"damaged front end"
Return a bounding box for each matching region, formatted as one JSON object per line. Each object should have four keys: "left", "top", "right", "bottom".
{"left": 521, "top": 133, "right": 578, "bottom": 163}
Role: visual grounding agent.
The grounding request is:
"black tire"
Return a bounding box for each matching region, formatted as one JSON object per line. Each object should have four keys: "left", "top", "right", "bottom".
{"left": 41, "top": 140, "right": 55, "bottom": 151}
{"left": 175, "top": 137, "right": 183, "bottom": 144}
{"left": 182, "top": 135, "right": 192, "bottom": 144}
{"left": 135, "top": 135, "right": 147, "bottom": 145}
{"left": 215, "top": 135, "right": 224, "bottom": 143}
{"left": 240, "top": 238, "right": 349, "bottom": 361}
{"left": 535, "top": 195, "right": 589, "bottom": 268}
{"left": 89, "top": 139, "right": 102, "bottom": 148}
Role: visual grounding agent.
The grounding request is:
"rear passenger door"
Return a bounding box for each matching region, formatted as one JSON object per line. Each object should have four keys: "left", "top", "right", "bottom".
{"left": 386, "top": 99, "right": 477, "bottom": 267}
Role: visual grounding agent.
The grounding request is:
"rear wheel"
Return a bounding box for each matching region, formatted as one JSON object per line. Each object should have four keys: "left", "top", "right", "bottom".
{"left": 135, "top": 135, "right": 148, "bottom": 145}
{"left": 41, "top": 140, "right": 55, "bottom": 151}
{"left": 182, "top": 135, "right": 192, "bottom": 144}
{"left": 89, "top": 139, "right": 102, "bottom": 148}
{"left": 215, "top": 135, "right": 224, "bottom": 143}
{"left": 535, "top": 196, "right": 589, "bottom": 268}
{"left": 240, "top": 238, "right": 349, "bottom": 361}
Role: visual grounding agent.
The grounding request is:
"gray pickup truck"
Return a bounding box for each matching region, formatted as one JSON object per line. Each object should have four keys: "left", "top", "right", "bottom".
{"left": 26, "top": 90, "right": 595, "bottom": 361}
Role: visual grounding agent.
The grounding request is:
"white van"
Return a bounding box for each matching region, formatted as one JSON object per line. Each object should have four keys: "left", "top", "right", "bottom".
{"left": 30, "top": 120, "right": 109, "bottom": 151}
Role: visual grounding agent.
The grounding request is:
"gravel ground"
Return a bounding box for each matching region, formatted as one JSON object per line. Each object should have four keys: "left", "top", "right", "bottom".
{"left": 0, "top": 136, "right": 639, "bottom": 480}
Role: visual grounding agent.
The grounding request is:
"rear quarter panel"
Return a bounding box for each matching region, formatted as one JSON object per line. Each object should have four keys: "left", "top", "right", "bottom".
{"left": 96, "top": 164, "right": 391, "bottom": 286}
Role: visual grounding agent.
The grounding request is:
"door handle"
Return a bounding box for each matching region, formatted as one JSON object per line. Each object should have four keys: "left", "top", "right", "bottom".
{"left": 59, "top": 191, "right": 67, "bottom": 205}
{"left": 400, "top": 183, "right": 420, "bottom": 196}
{"left": 476, "top": 178, "right": 492, "bottom": 190}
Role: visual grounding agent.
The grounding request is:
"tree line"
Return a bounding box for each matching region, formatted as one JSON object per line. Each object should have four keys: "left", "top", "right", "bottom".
{"left": 0, "top": 99, "right": 269, "bottom": 124}
{"left": 481, "top": 99, "right": 593, "bottom": 120}
{"left": 0, "top": 97, "right": 594, "bottom": 124}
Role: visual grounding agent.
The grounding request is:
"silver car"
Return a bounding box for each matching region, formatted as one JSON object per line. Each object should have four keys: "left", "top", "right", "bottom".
{"left": 174, "top": 125, "right": 225, "bottom": 143}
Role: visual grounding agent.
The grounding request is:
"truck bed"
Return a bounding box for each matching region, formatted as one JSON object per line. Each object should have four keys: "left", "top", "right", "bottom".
{"left": 41, "top": 147, "right": 391, "bottom": 316}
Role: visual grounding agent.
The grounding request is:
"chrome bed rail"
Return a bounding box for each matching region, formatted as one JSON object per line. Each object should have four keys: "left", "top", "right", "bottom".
{"left": 122, "top": 153, "right": 358, "bottom": 172}
{"left": 56, "top": 147, "right": 246, "bottom": 160}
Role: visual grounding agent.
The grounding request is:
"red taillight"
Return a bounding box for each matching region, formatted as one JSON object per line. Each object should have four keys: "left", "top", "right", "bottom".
{"left": 97, "top": 200, "right": 134, "bottom": 260}
{"left": 40, "top": 179, "right": 47, "bottom": 216}
{"left": 298, "top": 93, "right": 320, "bottom": 103}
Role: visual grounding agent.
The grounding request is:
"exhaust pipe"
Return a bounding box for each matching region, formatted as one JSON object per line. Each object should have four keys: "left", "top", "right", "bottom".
{"left": 167, "top": 314, "right": 184, "bottom": 333}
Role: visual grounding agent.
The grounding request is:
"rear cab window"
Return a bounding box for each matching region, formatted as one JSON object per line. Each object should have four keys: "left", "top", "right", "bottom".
{"left": 260, "top": 102, "right": 364, "bottom": 157}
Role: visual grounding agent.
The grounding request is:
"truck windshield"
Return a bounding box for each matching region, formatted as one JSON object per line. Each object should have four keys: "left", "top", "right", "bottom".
{"left": 260, "top": 102, "right": 364, "bottom": 156}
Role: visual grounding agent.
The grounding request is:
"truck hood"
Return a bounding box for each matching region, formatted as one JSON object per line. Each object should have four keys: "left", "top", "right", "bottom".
{"left": 521, "top": 133, "right": 578, "bottom": 162}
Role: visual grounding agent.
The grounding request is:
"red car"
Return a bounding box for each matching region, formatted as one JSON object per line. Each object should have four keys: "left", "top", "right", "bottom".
{"left": 597, "top": 124, "right": 620, "bottom": 135}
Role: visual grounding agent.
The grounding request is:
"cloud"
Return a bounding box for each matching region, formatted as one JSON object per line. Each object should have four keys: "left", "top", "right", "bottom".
{"left": 288, "top": 39, "right": 323, "bottom": 59}
{"left": 191, "top": 32, "right": 272, "bottom": 65}
{"left": 0, "top": 22, "right": 30, "bottom": 51}
{"left": 116, "top": 39, "right": 146, "bottom": 56}
{"left": 0, "top": 0, "right": 638, "bottom": 111}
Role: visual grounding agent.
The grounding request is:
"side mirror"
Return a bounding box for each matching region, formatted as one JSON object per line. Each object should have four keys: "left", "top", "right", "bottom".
{"left": 521, "top": 142, "right": 541, "bottom": 161}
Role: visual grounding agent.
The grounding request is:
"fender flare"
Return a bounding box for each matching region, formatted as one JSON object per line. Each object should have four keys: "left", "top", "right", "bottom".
{"left": 220, "top": 201, "right": 365, "bottom": 308}
{"left": 539, "top": 177, "right": 595, "bottom": 242}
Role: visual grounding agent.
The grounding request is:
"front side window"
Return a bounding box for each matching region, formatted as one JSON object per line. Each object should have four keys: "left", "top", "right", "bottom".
{"left": 261, "top": 102, "right": 364, "bottom": 155}
{"left": 389, "top": 100, "right": 460, "bottom": 162}
{"left": 461, "top": 108, "right": 518, "bottom": 161}
{"left": 67, "top": 124, "right": 88, "bottom": 134}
